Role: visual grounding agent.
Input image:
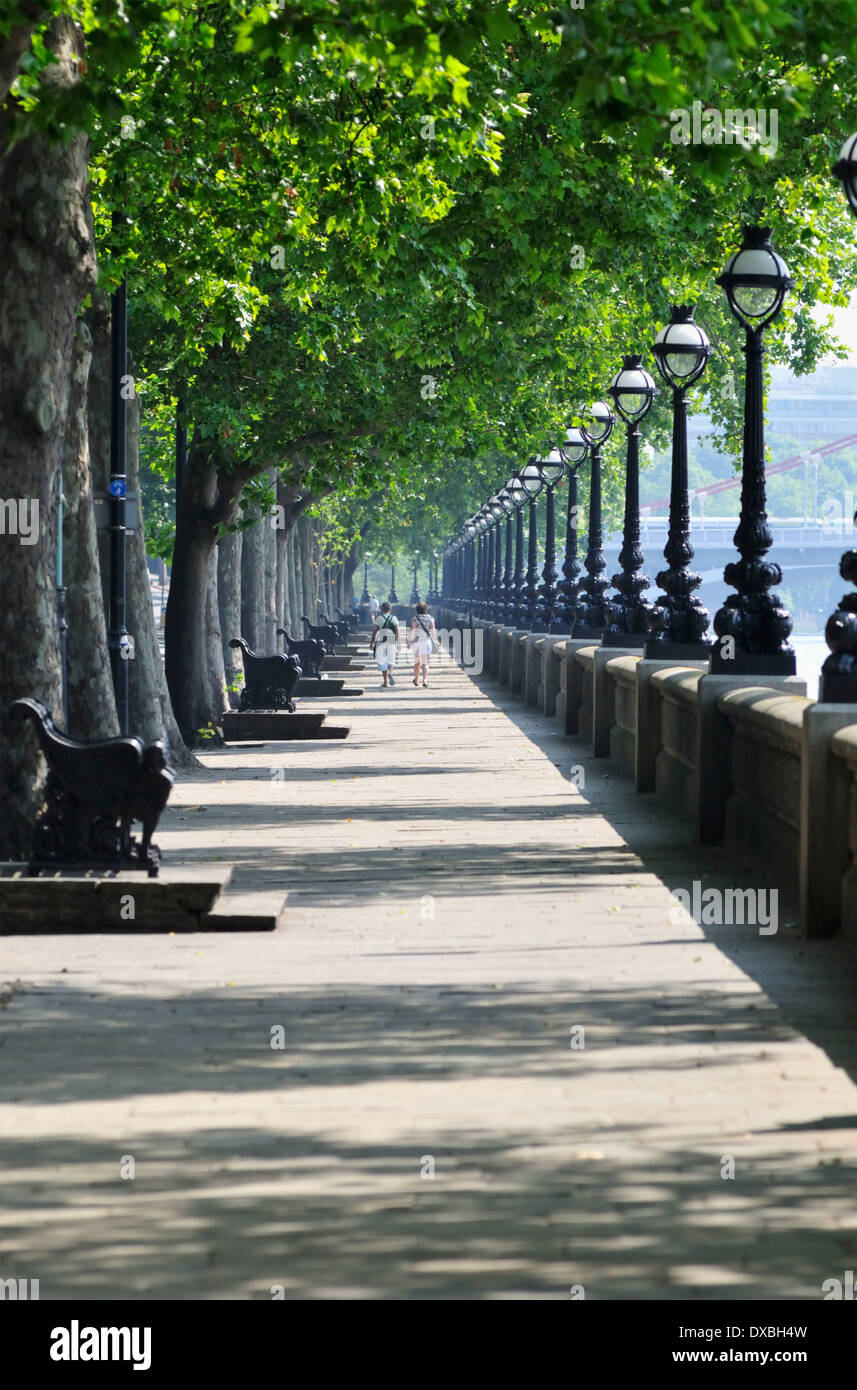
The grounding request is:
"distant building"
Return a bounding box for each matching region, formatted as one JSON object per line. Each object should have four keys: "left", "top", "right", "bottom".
{"left": 767, "top": 363, "right": 857, "bottom": 443}
{"left": 687, "top": 363, "right": 857, "bottom": 450}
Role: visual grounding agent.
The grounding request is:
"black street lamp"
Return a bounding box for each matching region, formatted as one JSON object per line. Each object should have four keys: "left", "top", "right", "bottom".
{"left": 603, "top": 355, "right": 657, "bottom": 647}
{"left": 473, "top": 510, "right": 488, "bottom": 616}
{"left": 534, "top": 449, "right": 567, "bottom": 632}
{"left": 505, "top": 474, "right": 528, "bottom": 626}
{"left": 557, "top": 425, "right": 589, "bottom": 632}
{"left": 446, "top": 541, "right": 459, "bottom": 605}
{"left": 389, "top": 562, "right": 399, "bottom": 605}
{"left": 486, "top": 493, "right": 507, "bottom": 619}
{"left": 481, "top": 513, "right": 492, "bottom": 618}
{"left": 360, "top": 556, "right": 371, "bottom": 605}
{"left": 711, "top": 225, "right": 795, "bottom": 673}
{"left": 494, "top": 488, "right": 516, "bottom": 622}
{"left": 463, "top": 518, "right": 478, "bottom": 615}
{"left": 410, "top": 555, "right": 420, "bottom": 605}
{"left": 822, "top": 137, "right": 857, "bottom": 699}
{"left": 573, "top": 400, "right": 615, "bottom": 638}
{"left": 520, "top": 461, "right": 546, "bottom": 630}
{"left": 648, "top": 305, "right": 713, "bottom": 658}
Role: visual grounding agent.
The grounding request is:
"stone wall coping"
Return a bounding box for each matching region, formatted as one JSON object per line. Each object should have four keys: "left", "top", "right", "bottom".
{"left": 550, "top": 640, "right": 569, "bottom": 657}
{"left": 717, "top": 687, "right": 811, "bottom": 750}
{"left": 605, "top": 655, "right": 641, "bottom": 685}
{"left": 830, "top": 723, "right": 857, "bottom": 765}
{"left": 574, "top": 645, "right": 599, "bottom": 670}
{"left": 651, "top": 667, "right": 704, "bottom": 703}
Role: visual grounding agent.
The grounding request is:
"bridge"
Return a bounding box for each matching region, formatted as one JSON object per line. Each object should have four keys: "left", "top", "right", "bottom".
{"left": 621, "top": 433, "right": 857, "bottom": 615}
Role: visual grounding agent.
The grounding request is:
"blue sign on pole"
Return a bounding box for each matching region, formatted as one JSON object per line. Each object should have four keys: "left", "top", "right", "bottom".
{"left": 109, "top": 478, "right": 127, "bottom": 498}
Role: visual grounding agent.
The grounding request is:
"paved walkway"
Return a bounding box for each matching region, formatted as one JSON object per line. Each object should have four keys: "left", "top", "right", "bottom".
{"left": 3, "top": 645, "right": 857, "bottom": 1299}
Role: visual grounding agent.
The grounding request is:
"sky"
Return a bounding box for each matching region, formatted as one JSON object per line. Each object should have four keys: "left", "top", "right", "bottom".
{"left": 814, "top": 297, "right": 857, "bottom": 364}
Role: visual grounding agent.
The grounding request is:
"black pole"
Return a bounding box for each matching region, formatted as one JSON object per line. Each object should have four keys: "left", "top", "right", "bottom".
{"left": 524, "top": 497, "right": 540, "bottom": 631}
{"left": 57, "top": 470, "right": 68, "bottom": 728}
{"left": 711, "top": 326, "right": 795, "bottom": 673}
{"left": 557, "top": 466, "right": 581, "bottom": 632}
{"left": 499, "top": 514, "right": 513, "bottom": 623}
{"left": 604, "top": 419, "right": 651, "bottom": 647}
{"left": 389, "top": 563, "right": 399, "bottom": 604}
{"left": 483, "top": 529, "right": 493, "bottom": 616}
{"left": 490, "top": 521, "right": 503, "bottom": 619}
{"left": 108, "top": 254, "right": 130, "bottom": 735}
{"left": 361, "top": 559, "right": 370, "bottom": 605}
{"left": 512, "top": 507, "right": 526, "bottom": 625}
{"left": 573, "top": 445, "right": 609, "bottom": 638}
{"left": 536, "top": 484, "right": 560, "bottom": 632}
{"left": 646, "top": 385, "right": 711, "bottom": 658}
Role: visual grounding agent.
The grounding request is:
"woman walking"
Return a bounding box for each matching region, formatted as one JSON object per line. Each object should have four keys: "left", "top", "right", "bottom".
{"left": 408, "top": 602, "right": 437, "bottom": 687}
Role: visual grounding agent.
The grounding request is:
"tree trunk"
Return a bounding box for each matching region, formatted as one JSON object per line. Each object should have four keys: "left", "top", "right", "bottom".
{"left": 264, "top": 468, "right": 278, "bottom": 649}
{"left": 63, "top": 316, "right": 118, "bottom": 739}
{"left": 126, "top": 367, "right": 192, "bottom": 763}
{"left": 0, "top": 17, "right": 97, "bottom": 857}
{"left": 86, "top": 290, "right": 111, "bottom": 621}
{"left": 344, "top": 542, "right": 359, "bottom": 607}
{"left": 304, "top": 516, "right": 317, "bottom": 619}
{"left": 240, "top": 509, "right": 264, "bottom": 649}
{"left": 218, "top": 528, "right": 242, "bottom": 702}
{"left": 165, "top": 444, "right": 249, "bottom": 745}
{"left": 285, "top": 527, "right": 298, "bottom": 639}
{"left": 205, "top": 543, "right": 227, "bottom": 724}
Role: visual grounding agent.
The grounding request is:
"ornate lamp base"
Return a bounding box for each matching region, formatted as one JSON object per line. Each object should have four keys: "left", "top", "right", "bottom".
{"left": 709, "top": 642, "right": 796, "bottom": 675}
{"left": 602, "top": 629, "right": 646, "bottom": 648}
{"left": 572, "top": 622, "right": 605, "bottom": 640}
{"left": 644, "top": 637, "right": 712, "bottom": 660}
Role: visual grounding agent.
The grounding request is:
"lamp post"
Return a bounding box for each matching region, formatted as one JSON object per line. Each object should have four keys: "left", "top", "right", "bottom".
{"left": 486, "top": 494, "right": 507, "bottom": 619}
{"left": 466, "top": 511, "right": 480, "bottom": 614}
{"left": 648, "top": 305, "right": 713, "bottom": 658}
{"left": 505, "top": 475, "right": 528, "bottom": 625}
{"left": 603, "top": 355, "right": 657, "bottom": 647}
{"left": 519, "top": 461, "right": 546, "bottom": 630}
{"left": 557, "top": 425, "right": 589, "bottom": 632}
{"left": 496, "top": 489, "right": 516, "bottom": 623}
{"left": 711, "top": 225, "right": 795, "bottom": 673}
{"left": 389, "top": 562, "right": 399, "bottom": 605}
{"left": 821, "top": 136, "right": 857, "bottom": 698}
{"left": 478, "top": 509, "right": 493, "bottom": 617}
{"left": 463, "top": 520, "right": 477, "bottom": 616}
{"left": 360, "top": 557, "right": 371, "bottom": 605}
{"left": 410, "top": 555, "right": 420, "bottom": 605}
{"left": 108, "top": 232, "right": 130, "bottom": 734}
{"left": 573, "top": 401, "right": 615, "bottom": 638}
{"left": 534, "top": 449, "right": 567, "bottom": 632}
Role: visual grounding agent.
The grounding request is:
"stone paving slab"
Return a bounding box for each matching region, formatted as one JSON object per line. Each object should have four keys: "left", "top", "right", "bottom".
{"left": 1, "top": 651, "right": 857, "bottom": 1299}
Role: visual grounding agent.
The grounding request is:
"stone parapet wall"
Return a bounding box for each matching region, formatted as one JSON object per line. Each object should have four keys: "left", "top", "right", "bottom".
{"left": 437, "top": 611, "right": 857, "bottom": 940}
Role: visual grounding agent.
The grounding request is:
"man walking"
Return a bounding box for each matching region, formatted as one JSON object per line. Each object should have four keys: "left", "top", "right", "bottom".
{"left": 371, "top": 601, "right": 399, "bottom": 688}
